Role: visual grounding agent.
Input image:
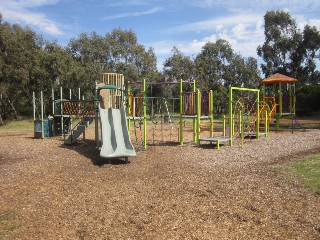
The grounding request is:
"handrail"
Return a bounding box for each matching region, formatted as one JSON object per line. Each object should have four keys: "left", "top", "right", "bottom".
{"left": 97, "top": 85, "right": 126, "bottom": 92}
{"left": 63, "top": 102, "right": 95, "bottom": 143}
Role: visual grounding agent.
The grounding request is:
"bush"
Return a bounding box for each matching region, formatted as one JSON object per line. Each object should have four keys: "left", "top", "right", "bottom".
{"left": 296, "top": 84, "right": 320, "bottom": 116}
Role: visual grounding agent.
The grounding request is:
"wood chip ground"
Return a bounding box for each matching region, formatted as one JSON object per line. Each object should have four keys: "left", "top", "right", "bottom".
{"left": 0, "top": 124, "right": 320, "bottom": 239}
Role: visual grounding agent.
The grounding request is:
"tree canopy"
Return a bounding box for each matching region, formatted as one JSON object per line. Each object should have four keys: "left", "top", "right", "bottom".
{"left": 0, "top": 10, "right": 319, "bottom": 119}
{"left": 257, "top": 10, "right": 320, "bottom": 86}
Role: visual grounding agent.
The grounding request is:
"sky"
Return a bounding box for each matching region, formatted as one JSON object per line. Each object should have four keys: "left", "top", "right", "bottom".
{"left": 1, "top": 0, "right": 320, "bottom": 70}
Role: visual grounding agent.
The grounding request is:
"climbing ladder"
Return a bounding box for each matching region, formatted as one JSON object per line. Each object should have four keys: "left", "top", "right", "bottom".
{"left": 64, "top": 116, "right": 94, "bottom": 144}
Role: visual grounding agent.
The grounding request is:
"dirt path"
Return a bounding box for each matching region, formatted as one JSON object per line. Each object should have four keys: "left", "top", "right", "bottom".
{"left": 0, "top": 129, "right": 320, "bottom": 239}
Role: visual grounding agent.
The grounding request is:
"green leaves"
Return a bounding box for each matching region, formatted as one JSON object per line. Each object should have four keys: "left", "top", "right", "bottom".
{"left": 194, "top": 39, "right": 260, "bottom": 91}
{"left": 257, "top": 10, "right": 320, "bottom": 86}
{"left": 0, "top": 20, "right": 158, "bottom": 119}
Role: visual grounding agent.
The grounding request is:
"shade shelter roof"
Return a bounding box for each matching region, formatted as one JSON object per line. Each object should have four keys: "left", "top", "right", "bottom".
{"left": 261, "top": 73, "right": 297, "bottom": 84}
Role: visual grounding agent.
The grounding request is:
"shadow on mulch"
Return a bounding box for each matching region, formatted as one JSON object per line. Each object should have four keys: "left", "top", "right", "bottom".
{"left": 147, "top": 141, "right": 181, "bottom": 147}
{"left": 59, "top": 140, "right": 129, "bottom": 166}
{"left": 197, "top": 143, "right": 222, "bottom": 149}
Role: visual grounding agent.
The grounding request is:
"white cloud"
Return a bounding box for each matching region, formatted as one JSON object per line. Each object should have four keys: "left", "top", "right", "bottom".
{"left": 102, "top": 7, "right": 162, "bottom": 21}
{"left": 0, "top": 0, "right": 62, "bottom": 35}
{"left": 171, "top": 13, "right": 262, "bottom": 33}
{"left": 185, "top": 0, "right": 320, "bottom": 12}
{"left": 162, "top": 13, "right": 264, "bottom": 57}
{"left": 151, "top": 13, "right": 266, "bottom": 69}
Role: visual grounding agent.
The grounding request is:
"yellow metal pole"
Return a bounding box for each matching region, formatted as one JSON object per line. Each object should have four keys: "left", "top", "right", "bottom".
{"left": 197, "top": 88, "right": 201, "bottom": 146}
{"left": 229, "top": 87, "right": 233, "bottom": 146}
{"left": 193, "top": 80, "right": 197, "bottom": 143}
{"left": 127, "top": 82, "right": 131, "bottom": 132}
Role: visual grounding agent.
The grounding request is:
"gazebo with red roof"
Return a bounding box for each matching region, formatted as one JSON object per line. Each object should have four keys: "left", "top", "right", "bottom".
{"left": 261, "top": 73, "right": 297, "bottom": 130}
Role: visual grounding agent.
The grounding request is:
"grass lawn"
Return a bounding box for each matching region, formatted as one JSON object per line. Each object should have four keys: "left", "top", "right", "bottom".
{"left": 0, "top": 119, "right": 34, "bottom": 133}
{"left": 291, "top": 154, "right": 320, "bottom": 196}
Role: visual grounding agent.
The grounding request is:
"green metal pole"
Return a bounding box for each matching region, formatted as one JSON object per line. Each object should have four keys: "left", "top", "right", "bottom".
{"left": 33, "top": 91, "right": 36, "bottom": 121}
{"left": 240, "top": 110, "right": 244, "bottom": 147}
{"left": 279, "top": 83, "right": 282, "bottom": 116}
{"left": 210, "top": 90, "right": 214, "bottom": 137}
{"left": 179, "top": 79, "right": 183, "bottom": 145}
{"left": 223, "top": 115, "right": 226, "bottom": 137}
{"left": 41, "top": 91, "right": 44, "bottom": 139}
{"left": 276, "top": 83, "right": 282, "bottom": 131}
{"left": 197, "top": 88, "right": 201, "bottom": 146}
{"left": 143, "top": 78, "right": 147, "bottom": 150}
{"left": 229, "top": 87, "right": 233, "bottom": 146}
{"left": 95, "top": 88, "right": 99, "bottom": 148}
{"left": 52, "top": 88, "right": 55, "bottom": 115}
{"left": 127, "top": 82, "right": 131, "bottom": 132}
{"left": 232, "top": 114, "right": 235, "bottom": 136}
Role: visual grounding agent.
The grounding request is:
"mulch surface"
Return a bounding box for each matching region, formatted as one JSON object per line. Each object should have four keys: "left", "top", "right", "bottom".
{"left": 0, "top": 126, "right": 320, "bottom": 239}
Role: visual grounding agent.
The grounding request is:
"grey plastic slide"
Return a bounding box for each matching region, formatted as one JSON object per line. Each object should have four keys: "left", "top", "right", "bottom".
{"left": 99, "top": 105, "right": 136, "bottom": 158}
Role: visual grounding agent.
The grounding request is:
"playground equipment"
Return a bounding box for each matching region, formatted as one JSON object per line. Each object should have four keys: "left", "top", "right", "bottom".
{"left": 261, "top": 73, "right": 297, "bottom": 130}
{"left": 196, "top": 88, "right": 227, "bottom": 149}
{"left": 35, "top": 72, "right": 299, "bottom": 153}
{"left": 32, "top": 73, "right": 136, "bottom": 162}
{"left": 51, "top": 87, "right": 95, "bottom": 143}
{"left": 97, "top": 85, "right": 136, "bottom": 162}
{"left": 32, "top": 91, "right": 53, "bottom": 138}
{"left": 228, "top": 87, "right": 268, "bottom": 146}
{"left": 126, "top": 79, "right": 215, "bottom": 149}
{"left": 94, "top": 74, "right": 136, "bottom": 161}
{"left": 198, "top": 86, "right": 268, "bottom": 149}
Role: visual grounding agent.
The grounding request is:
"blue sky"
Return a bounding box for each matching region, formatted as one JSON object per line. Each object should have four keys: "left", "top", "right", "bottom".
{"left": 1, "top": 0, "right": 320, "bottom": 70}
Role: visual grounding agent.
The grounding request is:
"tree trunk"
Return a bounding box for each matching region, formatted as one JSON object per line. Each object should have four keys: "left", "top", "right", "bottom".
{"left": 8, "top": 99, "right": 18, "bottom": 119}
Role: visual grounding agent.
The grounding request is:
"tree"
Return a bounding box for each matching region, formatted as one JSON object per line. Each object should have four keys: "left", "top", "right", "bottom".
{"left": 195, "top": 39, "right": 260, "bottom": 90}
{"left": 194, "top": 39, "right": 261, "bottom": 113}
{"left": 105, "top": 28, "right": 158, "bottom": 84}
{"left": 0, "top": 19, "right": 44, "bottom": 118}
{"left": 162, "top": 47, "right": 195, "bottom": 98}
{"left": 67, "top": 31, "right": 107, "bottom": 93}
{"left": 296, "top": 84, "right": 320, "bottom": 116}
{"left": 68, "top": 29, "right": 158, "bottom": 87}
{"left": 195, "top": 39, "right": 234, "bottom": 91}
{"left": 163, "top": 46, "right": 195, "bottom": 82}
{"left": 224, "top": 55, "right": 261, "bottom": 88}
{"left": 41, "top": 41, "right": 88, "bottom": 98}
{"left": 257, "top": 11, "right": 300, "bottom": 77}
{"left": 297, "top": 25, "right": 320, "bottom": 84}
{"left": 257, "top": 10, "right": 320, "bottom": 85}
{"left": 0, "top": 15, "right": 160, "bottom": 119}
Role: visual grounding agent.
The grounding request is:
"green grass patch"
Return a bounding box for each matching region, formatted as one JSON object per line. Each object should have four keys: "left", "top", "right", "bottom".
{"left": 0, "top": 119, "right": 34, "bottom": 132}
{"left": 0, "top": 210, "right": 18, "bottom": 239}
{"left": 291, "top": 154, "right": 320, "bottom": 196}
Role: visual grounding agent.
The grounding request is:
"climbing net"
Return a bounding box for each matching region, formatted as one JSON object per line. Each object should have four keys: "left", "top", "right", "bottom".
{"left": 229, "top": 87, "right": 260, "bottom": 139}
